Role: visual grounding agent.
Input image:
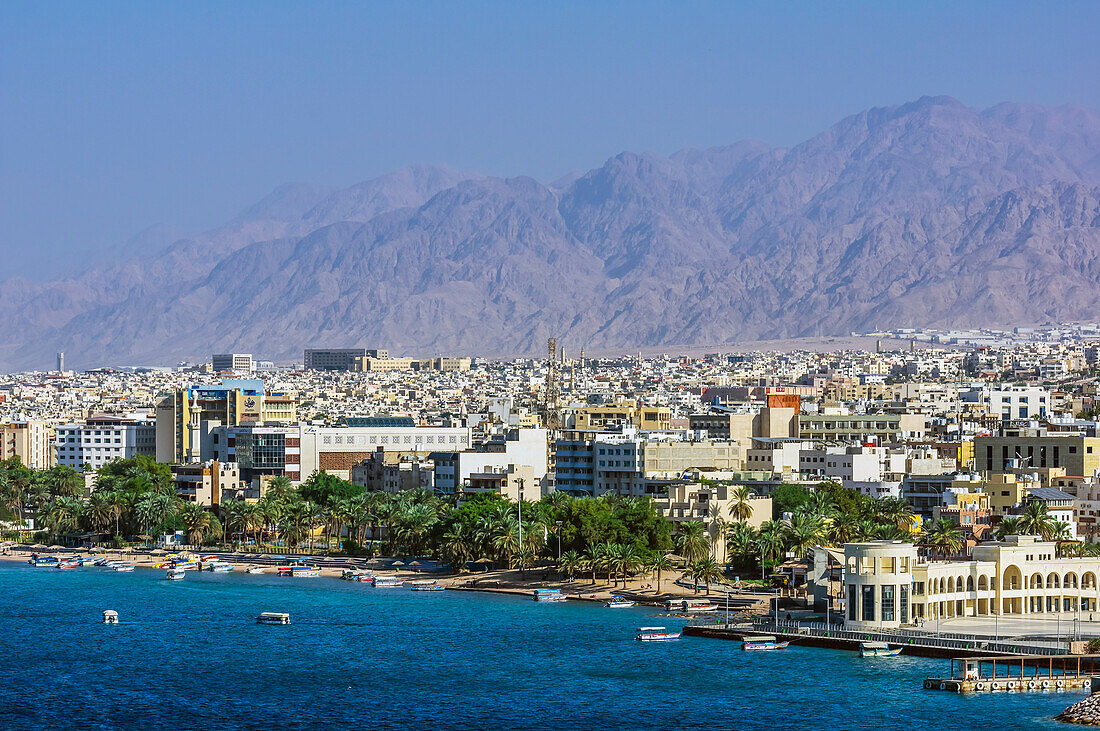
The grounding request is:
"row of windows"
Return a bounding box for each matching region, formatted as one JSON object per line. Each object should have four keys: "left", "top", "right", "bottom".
{"left": 321, "top": 434, "right": 467, "bottom": 446}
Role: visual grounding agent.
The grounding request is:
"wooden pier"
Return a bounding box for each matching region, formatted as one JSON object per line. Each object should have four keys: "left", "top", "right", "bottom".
{"left": 924, "top": 654, "right": 1100, "bottom": 693}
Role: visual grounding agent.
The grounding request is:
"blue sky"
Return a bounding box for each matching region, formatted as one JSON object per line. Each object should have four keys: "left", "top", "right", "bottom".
{"left": 1, "top": 1, "right": 1098, "bottom": 278}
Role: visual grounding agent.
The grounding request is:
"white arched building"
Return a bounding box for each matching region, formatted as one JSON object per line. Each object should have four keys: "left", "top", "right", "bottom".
{"left": 842, "top": 536, "right": 1100, "bottom": 629}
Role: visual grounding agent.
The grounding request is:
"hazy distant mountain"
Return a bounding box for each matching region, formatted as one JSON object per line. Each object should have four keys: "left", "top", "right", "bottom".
{"left": 3, "top": 96, "right": 1100, "bottom": 370}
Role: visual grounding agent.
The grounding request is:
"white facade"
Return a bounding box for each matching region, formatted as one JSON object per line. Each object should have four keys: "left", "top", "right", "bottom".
{"left": 433, "top": 428, "right": 548, "bottom": 494}
{"left": 298, "top": 424, "right": 473, "bottom": 480}
{"left": 55, "top": 415, "right": 156, "bottom": 472}
{"left": 961, "top": 384, "right": 1049, "bottom": 421}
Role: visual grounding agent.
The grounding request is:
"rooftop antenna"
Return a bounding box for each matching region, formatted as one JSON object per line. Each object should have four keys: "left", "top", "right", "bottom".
{"left": 544, "top": 337, "right": 561, "bottom": 429}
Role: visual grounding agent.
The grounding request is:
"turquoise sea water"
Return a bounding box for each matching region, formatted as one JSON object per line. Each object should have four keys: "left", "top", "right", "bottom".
{"left": 0, "top": 561, "right": 1081, "bottom": 730}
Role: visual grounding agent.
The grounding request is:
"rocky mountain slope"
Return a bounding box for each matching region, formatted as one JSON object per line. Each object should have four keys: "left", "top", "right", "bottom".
{"left": 2, "top": 96, "right": 1099, "bottom": 369}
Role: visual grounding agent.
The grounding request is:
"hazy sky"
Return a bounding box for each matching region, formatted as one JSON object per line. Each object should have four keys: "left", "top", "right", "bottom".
{"left": 2, "top": 1, "right": 1098, "bottom": 278}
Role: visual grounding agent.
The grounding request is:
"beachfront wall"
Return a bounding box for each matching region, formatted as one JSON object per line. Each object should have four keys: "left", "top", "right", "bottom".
{"left": 844, "top": 537, "right": 1100, "bottom": 629}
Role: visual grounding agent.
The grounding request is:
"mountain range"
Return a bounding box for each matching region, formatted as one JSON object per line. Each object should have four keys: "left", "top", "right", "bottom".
{"left": 3, "top": 95, "right": 1100, "bottom": 370}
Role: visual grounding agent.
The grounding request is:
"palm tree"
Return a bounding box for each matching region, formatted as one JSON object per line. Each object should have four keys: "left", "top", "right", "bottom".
{"left": 994, "top": 517, "right": 1023, "bottom": 541}
{"left": 829, "top": 513, "right": 859, "bottom": 545}
{"left": 787, "top": 513, "right": 824, "bottom": 558}
{"left": 490, "top": 516, "right": 520, "bottom": 569}
{"left": 922, "top": 519, "right": 963, "bottom": 561}
{"left": 179, "top": 503, "right": 219, "bottom": 546}
{"left": 85, "top": 492, "right": 114, "bottom": 534}
{"left": 220, "top": 500, "right": 250, "bottom": 549}
{"left": 610, "top": 543, "right": 641, "bottom": 588}
{"left": 584, "top": 545, "right": 602, "bottom": 585}
{"left": 689, "top": 558, "right": 723, "bottom": 595}
{"left": 675, "top": 521, "right": 708, "bottom": 564}
{"left": 439, "top": 524, "right": 476, "bottom": 572}
{"left": 724, "top": 522, "right": 757, "bottom": 564}
{"left": 1019, "top": 502, "right": 1057, "bottom": 540}
{"left": 557, "top": 549, "right": 583, "bottom": 580}
{"left": 727, "top": 486, "right": 755, "bottom": 523}
{"left": 756, "top": 521, "right": 788, "bottom": 566}
{"left": 46, "top": 497, "right": 83, "bottom": 537}
{"left": 265, "top": 475, "right": 293, "bottom": 502}
{"left": 649, "top": 553, "right": 675, "bottom": 594}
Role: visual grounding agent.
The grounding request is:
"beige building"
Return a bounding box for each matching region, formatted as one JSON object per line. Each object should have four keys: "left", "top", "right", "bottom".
{"left": 172, "top": 460, "right": 240, "bottom": 506}
{"left": 975, "top": 430, "right": 1100, "bottom": 478}
{"left": 836, "top": 537, "right": 1100, "bottom": 629}
{"left": 573, "top": 399, "right": 671, "bottom": 431}
{"left": 799, "top": 412, "right": 926, "bottom": 443}
{"left": 465, "top": 463, "right": 539, "bottom": 502}
{"left": 0, "top": 421, "right": 54, "bottom": 469}
{"left": 654, "top": 481, "right": 771, "bottom": 563}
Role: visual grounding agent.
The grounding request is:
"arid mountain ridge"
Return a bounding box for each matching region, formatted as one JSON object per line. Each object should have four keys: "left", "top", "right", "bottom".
{"left": 3, "top": 96, "right": 1100, "bottom": 370}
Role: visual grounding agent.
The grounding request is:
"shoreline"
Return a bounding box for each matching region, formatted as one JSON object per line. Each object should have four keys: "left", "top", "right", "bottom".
{"left": 0, "top": 545, "right": 768, "bottom": 611}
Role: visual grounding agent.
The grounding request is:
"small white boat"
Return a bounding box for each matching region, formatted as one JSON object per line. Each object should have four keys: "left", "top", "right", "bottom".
{"left": 103, "top": 610, "right": 119, "bottom": 624}
{"left": 210, "top": 564, "right": 234, "bottom": 573}
{"left": 636, "top": 626, "right": 680, "bottom": 641}
{"left": 114, "top": 564, "right": 135, "bottom": 572}
{"left": 247, "top": 567, "right": 266, "bottom": 574}
{"left": 372, "top": 576, "right": 404, "bottom": 587}
{"left": 256, "top": 612, "right": 291, "bottom": 625}
{"left": 606, "top": 595, "right": 636, "bottom": 608}
{"left": 291, "top": 566, "right": 321, "bottom": 578}
{"left": 406, "top": 579, "right": 437, "bottom": 586}
{"left": 166, "top": 568, "right": 186, "bottom": 581}
{"left": 665, "top": 599, "right": 718, "bottom": 613}
{"left": 411, "top": 585, "right": 444, "bottom": 592}
{"left": 741, "top": 635, "right": 789, "bottom": 651}
{"left": 860, "top": 641, "right": 903, "bottom": 658}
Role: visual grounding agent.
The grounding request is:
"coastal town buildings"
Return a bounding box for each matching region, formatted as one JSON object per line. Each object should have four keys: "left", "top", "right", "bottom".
{"left": 55, "top": 414, "right": 156, "bottom": 472}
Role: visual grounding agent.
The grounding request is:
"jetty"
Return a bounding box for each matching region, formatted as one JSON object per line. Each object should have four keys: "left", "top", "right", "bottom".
{"left": 924, "top": 655, "right": 1100, "bottom": 693}
{"left": 682, "top": 618, "right": 1070, "bottom": 659}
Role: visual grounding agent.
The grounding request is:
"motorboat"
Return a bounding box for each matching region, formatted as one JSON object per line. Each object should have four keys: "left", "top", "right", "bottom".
{"left": 410, "top": 585, "right": 444, "bottom": 592}
{"left": 355, "top": 573, "right": 376, "bottom": 583}
{"left": 114, "top": 564, "right": 135, "bottom": 572}
{"left": 32, "top": 556, "right": 59, "bottom": 567}
{"left": 635, "top": 626, "right": 681, "bottom": 641}
{"left": 860, "top": 641, "right": 903, "bottom": 658}
{"left": 290, "top": 566, "right": 321, "bottom": 578}
{"left": 58, "top": 560, "right": 81, "bottom": 570}
{"left": 406, "top": 579, "right": 437, "bottom": 586}
{"left": 532, "top": 589, "right": 567, "bottom": 602}
{"left": 247, "top": 567, "right": 267, "bottom": 574}
{"left": 210, "top": 563, "right": 234, "bottom": 573}
{"left": 256, "top": 612, "right": 291, "bottom": 625}
{"left": 166, "top": 568, "right": 186, "bottom": 581}
{"left": 605, "top": 595, "right": 636, "bottom": 608}
{"left": 741, "top": 635, "right": 790, "bottom": 651}
{"left": 372, "top": 576, "right": 404, "bottom": 587}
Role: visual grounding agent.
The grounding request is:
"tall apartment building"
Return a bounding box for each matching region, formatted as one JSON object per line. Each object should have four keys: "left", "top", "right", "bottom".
{"left": 0, "top": 421, "right": 55, "bottom": 469}
{"left": 962, "top": 384, "right": 1049, "bottom": 421}
{"left": 212, "top": 353, "right": 254, "bottom": 373}
{"left": 212, "top": 424, "right": 301, "bottom": 485}
{"left": 155, "top": 379, "right": 297, "bottom": 464}
{"left": 304, "top": 348, "right": 386, "bottom": 371}
{"left": 55, "top": 414, "right": 156, "bottom": 472}
{"left": 171, "top": 460, "right": 240, "bottom": 506}
{"left": 570, "top": 399, "right": 671, "bottom": 431}
{"left": 431, "top": 428, "right": 549, "bottom": 496}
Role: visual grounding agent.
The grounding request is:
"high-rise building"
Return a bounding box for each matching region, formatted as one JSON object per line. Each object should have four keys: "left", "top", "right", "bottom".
{"left": 55, "top": 414, "right": 156, "bottom": 472}
{"left": 0, "top": 421, "right": 55, "bottom": 469}
{"left": 212, "top": 353, "right": 254, "bottom": 373}
{"left": 56, "top": 352, "right": 65, "bottom": 373}
{"left": 155, "top": 379, "right": 297, "bottom": 463}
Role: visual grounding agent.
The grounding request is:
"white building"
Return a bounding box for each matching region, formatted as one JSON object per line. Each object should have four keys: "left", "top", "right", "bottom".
{"left": 298, "top": 424, "right": 473, "bottom": 481}
{"left": 432, "top": 428, "right": 548, "bottom": 495}
{"left": 212, "top": 353, "right": 254, "bottom": 373}
{"left": 54, "top": 414, "right": 157, "bottom": 472}
{"left": 961, "top": 384, "right": 1049, "bottom": 421}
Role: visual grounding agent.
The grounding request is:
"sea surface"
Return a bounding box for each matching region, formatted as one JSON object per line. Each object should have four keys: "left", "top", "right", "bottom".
{"left": 0, "top": 561, "right": 1081, "bottom": 730}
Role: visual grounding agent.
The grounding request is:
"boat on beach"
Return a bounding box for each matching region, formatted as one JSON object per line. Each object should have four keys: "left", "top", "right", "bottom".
{"left": 605, "top": 595, "right": 636, "bottom": 608}
{"left": 741, "top": 635, "right": 789, "bottom": 651}
{"left": 411, "top": 585, "right": 444, "bottom": 592}
{"left": 859, "top": 641, "right": 903, "bottom": 657}
{"left": 406, "top": 579, "right": 437, "bottom": 586}
{"left": 635, "top": 626, "right": 681, "bottom": 641}
{"left": 247, "top": 567, "right": 266, "bottom": 574}
{"left": 58, "top": 559, "right": 81, "bottom": 569}
{"left": 372, "top": 576, "right": 403, "bottom": 587}
{"left": 32, "top": 556, "right": 59, "bottom": 567}
{"left": 532, "top": 589, "right": 567, "bottom": 602}
{"left": 256, "top": 612, "right": 291, "bottom": 625}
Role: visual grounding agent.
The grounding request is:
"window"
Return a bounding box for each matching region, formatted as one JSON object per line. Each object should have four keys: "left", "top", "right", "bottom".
{"left": 848, "top": 585, "right": 857, "bottom": 620}
{"left": 862, "top": 586, "right": 875, "bottom": 622}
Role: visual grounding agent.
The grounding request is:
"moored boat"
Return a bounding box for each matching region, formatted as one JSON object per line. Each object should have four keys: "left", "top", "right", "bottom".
{"left": 741, "top": 635, "right": 789, "bottom": 651}
{"left": 246, "top": 567, "right": 266, "bottom": 574}
{"left": 256, "top": 612, "right": 291, "bottom": 625}
{"left": 665, "top": 598, "right": 718, "bottom": 613}
{"left": 210, "top": 563, "right": 235, "bottom": 573}
{"left": 605, "top": 595, "right": 636, "bottom": 608}
{"left": 166, "top": 568, "right": 186, "bottom": 581}
{"left": 58, "top": 560, "right": 81, "bottom": 569}
{"left": 860, "top": 641, "right": 903, "bottom": 658}
{"left": 114, "top": 563, "right": 135, "bottom": 572}
{"left": 635, "top": 626, "right": 681, "bottom": 641}
{"left": 372, "top": 576, "right": 404, "bottom": 587}
{"left": 290, "top": 565, "right": 321, "bottom": 577}
{"left": 532, "top": 589, "right": 567, "bottom": 602}
{"left": 410, "top": 585, "right": 444, "bottom": 592}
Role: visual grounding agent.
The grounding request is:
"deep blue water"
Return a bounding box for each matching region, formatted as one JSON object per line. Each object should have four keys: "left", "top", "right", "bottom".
{"left": 0, "top": 561, "right": 1082, "bottom": 730}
